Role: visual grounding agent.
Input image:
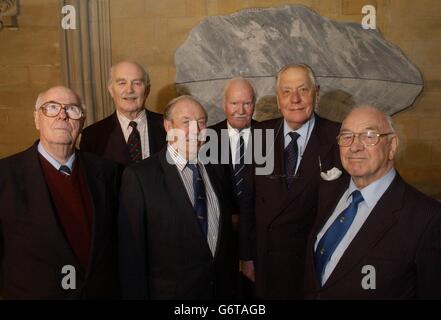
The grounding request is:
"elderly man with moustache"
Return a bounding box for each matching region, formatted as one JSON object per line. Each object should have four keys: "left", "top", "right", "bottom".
{"left": 242, "top": 63, "right": 344, "bottom": 299}
{"left": 118, "top": 95, "right": 237, "bottom": 299}
{"left": 304, "top": 106, "right": 441, "bottom": 299}
{"left": 0, "top": 86, "right": 120, "bottom": 299}
{"left": 80, "top": 61, "right": 166, "bottom": 165}
{"left": 209, "top": 77, "right": 258, "bottom": 297}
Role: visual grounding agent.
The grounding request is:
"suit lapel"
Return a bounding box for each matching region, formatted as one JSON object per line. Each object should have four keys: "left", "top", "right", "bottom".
{"left": 307, "top": 176, "right": 349, "bottom": 288}
{"left": 146, "top": 109, "right": 158, "bottom": 154}
{"left": 275, "top": 116, "right": 338, "bottom": 217}
{"left": 104, "top": 112, "right": 129, "bottom": 165}
{"left": 21, "top": 144, "right": 87, "bottom": 277}
{"left": 323, "top": 175, "right": 403, "bottom": 288}
{"left": 159, "top": 148, "right": 213, "bottom": 256}
{"left": 79, "top": 152, "right": 107, "bottom": 275}
{"left": 204, "top": 163, "right": 225, "bottom": 258}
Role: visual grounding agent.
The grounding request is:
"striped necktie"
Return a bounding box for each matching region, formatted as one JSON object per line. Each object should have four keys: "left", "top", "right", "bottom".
{"left": 127, "top": 121, "right": 142, "bottom": 163}
{"left": 59, "top": 165, "right": 72, "bottom": 176}
{"left": 314, "top": 190, "right": 364, "bottom": 285}
{"left": 233, "top": 135, "right": 245, "bottom": 198}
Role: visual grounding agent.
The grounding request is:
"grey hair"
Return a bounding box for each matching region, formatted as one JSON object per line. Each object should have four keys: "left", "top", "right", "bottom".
{"left": 108, "top": 61, "right": 150, "bottom": 86}
{"left": 222, "top": 77, "right": 257, "bottom": 105}
{"left": 164, "top": 95, "right": 208, "bottom": 121}
{"left": 35, "top": 93, "right": 44, "bottom": 110}
{"left": 385, "top": 114, "right": 395, "bottom": 133}
{"left": 275, "top": 63, "right": 318, "bottom": 89}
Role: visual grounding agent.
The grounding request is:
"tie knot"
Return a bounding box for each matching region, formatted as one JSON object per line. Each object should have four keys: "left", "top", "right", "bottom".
{"left": 59, "top": 165, "right": 72, "bottom": 175}
{"left": 129, "top": 121, "right": 137, "bottom": 129}
{"left": 187, "top": 163, "right": 199, "bottom": 173}
{"left": 288, "top": 131, "right": 300, "bottom": 142}
{"left": 351, "top": 190, "right": 364, "bottom": 205}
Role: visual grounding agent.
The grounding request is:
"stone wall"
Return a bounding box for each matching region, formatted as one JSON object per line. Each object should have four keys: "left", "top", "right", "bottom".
{"left": 0, "top": 0, "right": 439, "bottom": 198}
{"left": 0, "top": 0, "right": 62, "bottom": 157}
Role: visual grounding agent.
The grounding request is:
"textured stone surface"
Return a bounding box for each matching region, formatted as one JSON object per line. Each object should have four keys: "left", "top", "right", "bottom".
{"left": 175, "top": 5, "right": 423, "bottom": 124}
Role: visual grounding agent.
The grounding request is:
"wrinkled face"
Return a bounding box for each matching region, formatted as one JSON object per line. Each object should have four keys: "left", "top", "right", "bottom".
{"left": 339, "top": 108, "right": 398, "bottom": 187}
{"left": 108, "top": 62, "right": 149, "bottom": 115}
{"left": 276, "top": 67, "right": 318, "bottom": 130}
{"left": 164, "top": 99, "right": 207, "bottom": 159}
{"left": 223, "top": 81, "right": 255, "bottom": 130}
{"left": 34, "top": 88, "right": 84, "bottom": 148}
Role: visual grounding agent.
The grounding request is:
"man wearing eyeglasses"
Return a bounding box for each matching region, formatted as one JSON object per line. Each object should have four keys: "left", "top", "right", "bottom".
{"left": 0, "top": 86, "right": 120, "bottom": 299}
{"left": 304, "top": 106, "right": 441, "bottom": 299}
{"left": 245, "top": 63, "right": 343, "bottom": 299}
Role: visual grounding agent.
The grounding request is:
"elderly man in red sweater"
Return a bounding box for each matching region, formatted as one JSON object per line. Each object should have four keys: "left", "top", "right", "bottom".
{"left": 0, "top": 86, "right": 120, "bottom": 299}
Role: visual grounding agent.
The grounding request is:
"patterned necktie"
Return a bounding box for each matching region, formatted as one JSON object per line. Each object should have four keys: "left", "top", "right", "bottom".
{"left": 284, "top": 132, "right": 300, "bottom": 188}
{"left": 187, "top": 163, "right": 208, "bottom": 237}
{"left": 233, "top": 135, "right": 245, "bottom": 198}
{"left": 59, "top": 165, "right": 72, "bottom": 176}
{"left": 314, "top": 190, "right": 364, "bottom": 285}
{"left": 127, "top": 121, "right": 142, "bottom": 163}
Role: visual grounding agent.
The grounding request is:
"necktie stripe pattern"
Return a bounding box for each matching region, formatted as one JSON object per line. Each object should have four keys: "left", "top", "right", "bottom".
{"left": 284, "top": 132, "right": 300, "bottom": 189}
{"left": 314, "top": 190, "right": 365, "bottom": 285}
{"left": 59, "top": 165, "right": 72, "bottom": 176}
{"left": 187, "top": 163, "right": 208, "bottom": 237}
{"left": 127, "top": 121, "right": 142, "bottom": 163}
{"left": 234, "top": 135, "right": 245, "bottom": 197}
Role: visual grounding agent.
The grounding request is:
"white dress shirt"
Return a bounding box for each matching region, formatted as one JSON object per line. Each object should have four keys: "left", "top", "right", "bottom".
{"left": 314, "top": 168, "right": 396, "bottom": 285}
{"left": 227, "top": 123, "right": 251, "bottom": 167}
{"left": 283, "top": 114, "right": 315, "bottom": 174}
{"left": 116, "top": 110, "right": 150, "bottom": 159}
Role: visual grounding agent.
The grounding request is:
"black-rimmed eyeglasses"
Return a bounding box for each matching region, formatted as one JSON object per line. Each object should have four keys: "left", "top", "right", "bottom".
{"left": 38, "top": 101, "right": 84, "bottom": 120}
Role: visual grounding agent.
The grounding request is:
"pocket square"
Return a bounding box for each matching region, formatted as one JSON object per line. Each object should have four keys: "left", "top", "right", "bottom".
{"left": 320, "top": 167, "right": 342, "bottom": 181}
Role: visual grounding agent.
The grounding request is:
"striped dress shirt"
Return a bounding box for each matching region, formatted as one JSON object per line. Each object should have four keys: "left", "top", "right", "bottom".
{"left": 167, "top": 144, "right": 220, "bottom": 256}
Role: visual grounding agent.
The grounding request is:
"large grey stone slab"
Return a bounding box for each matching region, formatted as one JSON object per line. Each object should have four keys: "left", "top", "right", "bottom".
{"left": 175, "top": 5, "right": 423, "bottom": 124}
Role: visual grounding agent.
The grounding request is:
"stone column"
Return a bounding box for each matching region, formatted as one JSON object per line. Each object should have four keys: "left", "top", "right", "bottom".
{"left": 60, "top": 0, "right": 112, "bottom": 125}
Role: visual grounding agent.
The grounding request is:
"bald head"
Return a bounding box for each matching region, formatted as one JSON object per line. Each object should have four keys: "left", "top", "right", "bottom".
{"left": 222, "top": 77, "right": 255, "bottom": 130}
{"left": 109, "top": 61, "right": 150, "bottom": 86}
{"left": 223, "top": 77, "right": 256, "bottom": 104}
{"left": 343, "top": 106, "right": 395, "bottom": 134}
{"left": 35, "top": 86, "right": 82, "bottom": 110}
{"left": 339, "top": 106, "right": 398, "bottom": 188}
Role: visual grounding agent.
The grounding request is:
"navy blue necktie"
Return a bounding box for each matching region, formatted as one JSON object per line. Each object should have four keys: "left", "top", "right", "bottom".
{"left": 187, "top": 163, "right": 208, "bottom": 237}
{"left": 314, "top": 190, "right": 364, "bottom": 285}
{"left": 284, "top": 132, "right": 300, "bottom": 188}
{"left": 59, "top": 165, "right": 72, "bottom": 176}
{"left": 233, "top": 135, "right": 245, "bottom": 198}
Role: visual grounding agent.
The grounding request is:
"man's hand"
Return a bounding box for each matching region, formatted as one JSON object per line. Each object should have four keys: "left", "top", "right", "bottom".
{"left": 241, "top": 260, "right": 255, "bottom": 282}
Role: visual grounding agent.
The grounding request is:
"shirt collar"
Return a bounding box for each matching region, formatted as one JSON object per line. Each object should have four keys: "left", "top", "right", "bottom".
{"left": 227, "top": 121, "right": 251, "bottom": 138}
{"left": 37, "top": 142, "right": 76, "bottom": 171}
{"left": 347, "top": 168, "right": 397, "bottom": 208}
{"left": 116, "top": 109, "right": 146, "bottom": 129}
{"left": 283, "top": 113, "right": 315, "bottom": 140}
{"left": 167, "top": 143, "right": 191, "bottom": 172}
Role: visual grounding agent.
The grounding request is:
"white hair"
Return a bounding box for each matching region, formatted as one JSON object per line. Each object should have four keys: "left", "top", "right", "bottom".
{"left": 222, "top": 77, "right": 256, "bottom": 105}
